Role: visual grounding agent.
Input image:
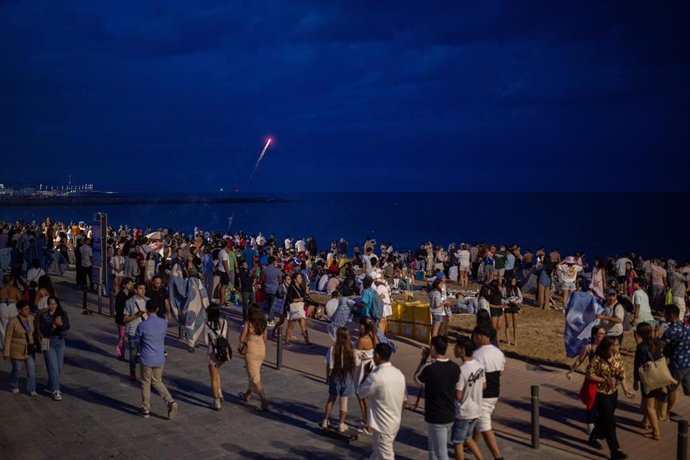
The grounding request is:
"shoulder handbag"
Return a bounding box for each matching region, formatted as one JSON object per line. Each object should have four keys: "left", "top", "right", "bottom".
{"left": 21, "top": 319, "right": 39, "bottom": 355}
{"left": 579, "top": 379, "right": 597, "bottom": 409}
{"left": 639, "top": 350, "right": 676, "bottom": 394}
{"left": 288, "top": 286, "right": 305, "bottom": 319}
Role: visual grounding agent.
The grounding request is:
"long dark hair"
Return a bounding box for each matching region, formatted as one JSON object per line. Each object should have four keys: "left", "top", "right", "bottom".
{"left": 37, "top": 275, "right": 55, "bottom": 296}
{"left": 247, "top": 304, "right": 267, "bottom": 335}
{"left": 47, "top": 296, "right": 64, "bottom": 317}
{"left": 636, "top": 322, "right": 659, "bottom": 354}
{"left": 596, "top": 336, "right": 613, "bottom": 360}
{"left": 207, "top": 303, "right": 221, "bottom": 330}
{"left": 331, "top": 327, "right": 356, "bottom": 383}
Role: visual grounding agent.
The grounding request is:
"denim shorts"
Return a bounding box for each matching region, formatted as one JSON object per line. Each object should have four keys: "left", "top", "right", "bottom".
{"left": 432, "top": 314, "right": 444, "bottom": 323}
{"left": 451, "top": 418, "right": 478, "bottom": 443}
{"left": 561, "top": 281, "right": 576, "bottom": 291}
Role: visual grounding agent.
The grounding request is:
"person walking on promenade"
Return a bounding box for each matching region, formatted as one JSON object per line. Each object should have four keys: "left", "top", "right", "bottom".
{"left": 357, "top": 343, "right": 406, "bottom": 460}
{"left": 124, "top": 282, "right": 148, "bottom": 380}
{"left": 452, "top": 335, "right": 486, "bottom": 460}
{"left": 284, "top": 272, "right": 314, "bottom": 347}
{"left": 471, "top": 325, "right": 505, "bottom": 460}
{"left": 114, "top": 278, "right": 133, "bottom": 360}
{"left": 37, "top": 296, "right": 69, "bottom": 401}
{"left": 135, "top": 300, "right": 178, "bottom": 419}
{"left": 206, "top": 303, "right": 230, "bottom": 410}
{"left": 355, "top": 317, "right": 378, "bottom": 434}
{"left": 566, "top": 325, "right": 606, "bottom": 435}
{"left": 414, "top": 336, "right": 460, "bottom": 460}
{"left": 321, "top": 327, "right": 358, "bottom": 432}
{"left": 3, "top": 300, "right": 37, "bottom": 396}
{"left": 238, "top": 304, "right": 269, "bottom": 411}
{"left": 585, "top": 337, "right": 634, "bottom": 459}
{"left": 659, "top": 304, "right": 690, "bottom": 418}
{"left": 633, "top": 322, "right": 664, "bottom": 440}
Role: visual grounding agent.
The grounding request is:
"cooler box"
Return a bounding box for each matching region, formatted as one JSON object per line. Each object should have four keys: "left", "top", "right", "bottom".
{"left": 399, "top": 321, "right": 415, "bottom": 339}
{"left": 414, "top": 322, "right": 432, "bottom": 344}
{"left": 399, "top": 302, "right": 416, "bottom": 322}
{"left": 389, "top": 301, "right": 401, "bottom": 321}
{"left": 413, "top": 304, "right": 432, "bottom": 325}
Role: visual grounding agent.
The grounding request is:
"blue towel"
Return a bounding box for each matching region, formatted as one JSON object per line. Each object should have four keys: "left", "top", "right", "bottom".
{"left": 564, "top": 291, "right": 603, "bottom": 358}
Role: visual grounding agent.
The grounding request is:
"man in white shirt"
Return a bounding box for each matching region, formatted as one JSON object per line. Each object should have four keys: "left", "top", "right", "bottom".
{"left": 217, "top": 241, "right": 231, "bottom": 305}
{"left": 124, "top": 282, "right": 149, "bottom": 380}
{"left": 295, "top": 238, "right": 306, "bottom": 254}
{"left": 631, "top": 278, "right": 654, "bottom": 328}
{"left": 472, "top": 326, "right": 505, "bottom": 460}
{"left": 357, "top": 343, "right": 407, "bottom": 460}
{"left": 24, "top": 259, "right": 46, "bottom": 286}
{"left": 80, "top": 239, "right": 94, "bottom": 290}
{"left": 284, "top": 236, "right": 293, "bottom": 251}
{"left": 453, "top": 335, "right": 486, "bottom": 460}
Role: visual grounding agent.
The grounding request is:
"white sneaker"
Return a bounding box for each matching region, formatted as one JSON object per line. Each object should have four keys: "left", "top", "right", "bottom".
{"left": 52, "top": 391, "right": 63, "bottom": 401}
{"left": 10, "top": 388, "right": 19, "bottom": 394}
{"left": 320, "top": 419, "right": 329, "bottom": 429}
{"left": 29, "top": 391, "right": 38, "bottom": 397}
{"left": 338, "top": 423, "right": 348, "bottom": 433}
{"left": 267, "top": 320, "right": 276, "bottom": 327}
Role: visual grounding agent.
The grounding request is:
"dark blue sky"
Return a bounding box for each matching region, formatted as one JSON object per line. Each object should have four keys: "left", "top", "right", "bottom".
{"left": 1, "top": 1, "right": 689, "bottom": 193}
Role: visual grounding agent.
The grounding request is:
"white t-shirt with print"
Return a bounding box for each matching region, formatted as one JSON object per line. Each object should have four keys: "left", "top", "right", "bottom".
{"left": 456, "top": 359, "right": 485, "bottom": 420}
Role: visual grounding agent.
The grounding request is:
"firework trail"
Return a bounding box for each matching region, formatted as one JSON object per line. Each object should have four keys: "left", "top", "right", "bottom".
{"left": 246, "top": 138, "right": 272, "bottom": 184}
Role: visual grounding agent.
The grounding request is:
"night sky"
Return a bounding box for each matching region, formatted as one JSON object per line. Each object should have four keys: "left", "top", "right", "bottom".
{"left": 1, "top": 1, "right": 689, "bottom": 193}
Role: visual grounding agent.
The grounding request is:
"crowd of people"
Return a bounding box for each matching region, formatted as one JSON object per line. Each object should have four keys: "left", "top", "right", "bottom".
{"left": 1, "top": 218, "right": 689, "bottom": 459}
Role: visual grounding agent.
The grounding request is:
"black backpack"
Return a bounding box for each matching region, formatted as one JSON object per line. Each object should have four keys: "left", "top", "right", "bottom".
{"left": 208, "top": 321, "right": 231, "bottom": 363}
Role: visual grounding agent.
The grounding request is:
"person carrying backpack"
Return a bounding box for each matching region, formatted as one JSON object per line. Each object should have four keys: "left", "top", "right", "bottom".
{"left": 359, "top": 276, "right": 384, "bottom": 322}
{"left": 206, "top": 303, "right": 231, "bottom": 411}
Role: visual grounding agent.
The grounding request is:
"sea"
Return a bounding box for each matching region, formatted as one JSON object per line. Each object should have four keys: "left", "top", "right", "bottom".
{"left": 0, "top": 192, "right": 688, "bottom": 260}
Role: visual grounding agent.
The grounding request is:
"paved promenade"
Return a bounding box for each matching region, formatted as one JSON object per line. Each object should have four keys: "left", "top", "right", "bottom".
{"left": 0, "top": 271, "right": 686, "bottom": 459}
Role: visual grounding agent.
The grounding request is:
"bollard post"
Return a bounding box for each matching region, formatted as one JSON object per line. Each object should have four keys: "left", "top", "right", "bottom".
{"left": 276, "top": 324, "right": 283, "bottom": 370}
{"left": 82, "top": 290, "right": 87, "bottom": 311}
{"left": 531, "top": 385, "right": 540, "bottom": 449}
{"left": 678, "top": 419, "right": 688, "bottom": 460}
{"left": 178, "top": 325, "right": 183, "bottom": 340}
{"left": 109, "top": 291, "right": 114, "bottom": 317}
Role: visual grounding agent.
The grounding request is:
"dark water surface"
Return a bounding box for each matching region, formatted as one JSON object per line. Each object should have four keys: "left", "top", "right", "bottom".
{"left": 1, "top": 193, "right": 688, "bottom": 259}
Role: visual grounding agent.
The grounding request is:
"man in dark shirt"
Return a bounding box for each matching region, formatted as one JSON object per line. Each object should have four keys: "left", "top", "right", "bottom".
{"left": 415, "top": 336, "right": 461, "bottom": 460}
{"left": 146, "top": 275, "right": 170, "bottom": 321}
{"left": 237, "top": 260, "right": 254, "bottom": 320}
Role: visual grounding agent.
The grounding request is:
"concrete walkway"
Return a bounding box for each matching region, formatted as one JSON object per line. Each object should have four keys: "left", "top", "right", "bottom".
{"left": 1, "top": 270, "right": 684, "bottom": 459}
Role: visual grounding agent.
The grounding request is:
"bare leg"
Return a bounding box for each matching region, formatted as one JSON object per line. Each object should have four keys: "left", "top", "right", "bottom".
{"left": 511, "top": 313, "right": 518, "bottom": 346}
{"left": 644, "top": 397, "right": 660, "bottom": 438}
{"left": 483, "top": 430, "right": 502, "bottom": 459}
{"left": 285, "top": 319, "right": 296, "bottom": 343}
{"left": 299, "top": 318, "right": 310, "bottom": 344}
{"left": 378, "top": 317, "right": 387, "bottom": 334}
{"left": 323, "top": 395, "right": 336, "bottom": 423}
{"left": 432, "top": 321, "right": 442, "bottom": 338}
{"left": 465, "top": 438, "right": 484, "bottom": 460}
{"left": 358, "top": 397, "right": 368, "bottom": 426}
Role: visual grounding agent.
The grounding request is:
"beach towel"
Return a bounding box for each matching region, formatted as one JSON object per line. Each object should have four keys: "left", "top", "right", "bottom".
{"left": 169, "top": 274, "right": 209, "bottom": 347}
{"left": 47, "top": 251, "right": 68, "bottom": 276}
{"left": 564, "top": 290, "right": 603, "bottom": 358}
{"left": 448, "top": 266, "right": 458, "bottom": 282}
{"left": 521, "top": 270, "right": 538, "bottom": 294}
